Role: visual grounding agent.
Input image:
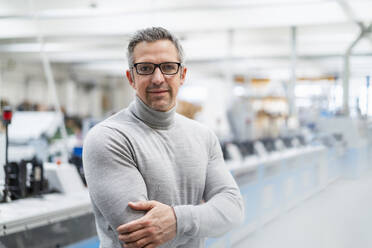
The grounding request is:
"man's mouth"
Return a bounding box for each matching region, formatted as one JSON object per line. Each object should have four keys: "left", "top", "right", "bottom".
{"left": 147, "top": 90, "right": 169, "bottom": 94}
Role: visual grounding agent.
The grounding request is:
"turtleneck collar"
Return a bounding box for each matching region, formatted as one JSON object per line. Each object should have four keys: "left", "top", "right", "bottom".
{"left": 129, "top": 95, "right": 176, "bottom": 130}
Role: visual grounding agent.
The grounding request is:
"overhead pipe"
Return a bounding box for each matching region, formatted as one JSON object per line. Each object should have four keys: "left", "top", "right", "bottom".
{"left": 337, "top": 0, "right": 372, "bottom": 46}
{"left": 336, "top": 0, "right": 372, "bottom": 115}
{"left": 342, "top": 24, "right": 372, "bottom": 115}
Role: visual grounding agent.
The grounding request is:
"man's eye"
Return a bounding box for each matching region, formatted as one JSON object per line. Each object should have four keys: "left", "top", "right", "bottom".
{"left": 162, "top": 64, "right": 176, "bottom": 71}
{"left": 140, "top": 66, "right": 152, "bottom": 72}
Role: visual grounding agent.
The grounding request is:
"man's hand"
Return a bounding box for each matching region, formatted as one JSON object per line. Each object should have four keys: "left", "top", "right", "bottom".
{"left": 117, "top": 200, "right": 177, "bottom": 248}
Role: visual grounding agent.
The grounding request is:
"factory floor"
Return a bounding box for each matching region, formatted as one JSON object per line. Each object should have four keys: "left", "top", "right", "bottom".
{"left": 235, "top": 169, "right": 372, "bottom": 248}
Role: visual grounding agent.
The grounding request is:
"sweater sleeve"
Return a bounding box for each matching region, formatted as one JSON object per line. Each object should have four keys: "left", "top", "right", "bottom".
{"left": 83, "top": 125, "right": 148, "bottom": 230}
{"left": 173, "top": 130, "right": 245, "bottom": 238}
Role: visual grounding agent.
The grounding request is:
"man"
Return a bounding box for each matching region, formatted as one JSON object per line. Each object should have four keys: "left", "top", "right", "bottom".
{"left": 83, "top": 27, "right": 244, "bottom": 248}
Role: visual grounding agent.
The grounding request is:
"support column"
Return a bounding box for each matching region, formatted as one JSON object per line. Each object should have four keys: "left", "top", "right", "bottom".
{"left": 342, "top": 53, "right": 350, "bottom": 116}
{"left": 65, "top": 80, "right": 77, "bottom": 116}
{"left": 90, "top": 84, "right": 103, "bottom": 118}
{"left": 29, "top": 0, "right": 69, "bottom": 162}
{"left": 226, "top": 29, "right": 234, "bottom": 87}
{"left": 366, "top": 75, "right": 370, "bottom": 117}
{"left": 289, "top": 26, "right": 297, "bottom": 117}
{"left": 0, "top": 62, "right": 2, "bottom": 106}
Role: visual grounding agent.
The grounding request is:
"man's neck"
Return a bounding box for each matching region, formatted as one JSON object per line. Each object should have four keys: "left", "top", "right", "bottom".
{"left": 129, "top": 96, "right": 176, "bottom": 130}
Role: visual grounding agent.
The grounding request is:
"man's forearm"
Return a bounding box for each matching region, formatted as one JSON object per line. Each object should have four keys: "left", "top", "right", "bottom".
{"left": 173, "top": 188, "right": 244, "bottom": 238}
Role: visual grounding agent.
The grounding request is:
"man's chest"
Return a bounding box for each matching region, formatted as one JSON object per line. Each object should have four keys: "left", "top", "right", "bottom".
{"left": 131, "top": 129, "right": 209, "bottom": 202}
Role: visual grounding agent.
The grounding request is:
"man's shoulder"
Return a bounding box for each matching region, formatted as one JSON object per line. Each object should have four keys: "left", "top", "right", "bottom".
{"left": 85, "top": 108, "right": 137, "bottom": 140}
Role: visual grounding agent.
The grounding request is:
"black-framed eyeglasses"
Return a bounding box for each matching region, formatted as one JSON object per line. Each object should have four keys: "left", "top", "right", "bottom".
{"left": 133, "top": 62, "right": 182, "bottom": 75}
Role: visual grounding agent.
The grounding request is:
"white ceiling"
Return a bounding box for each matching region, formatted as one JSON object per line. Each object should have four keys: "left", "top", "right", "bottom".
{"left": 0, "top": 0, "right": 371, "bottom": 78}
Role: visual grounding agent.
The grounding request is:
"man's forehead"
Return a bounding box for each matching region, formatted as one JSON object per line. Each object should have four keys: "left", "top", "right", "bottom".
{"left": 133, "top": 40, "right": 179, "bottom": 62}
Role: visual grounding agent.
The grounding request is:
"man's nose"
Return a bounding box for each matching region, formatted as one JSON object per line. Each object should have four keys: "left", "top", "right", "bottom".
{"left": 151, "top": 67, "right": 165, "bottom": 84}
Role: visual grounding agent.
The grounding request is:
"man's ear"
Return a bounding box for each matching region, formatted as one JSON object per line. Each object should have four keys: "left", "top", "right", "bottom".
{"left": 180, "top": 67, "right": 187, "bottom": 86}
{"left": 126, "top": 69, "right": 136, "bottom": 89}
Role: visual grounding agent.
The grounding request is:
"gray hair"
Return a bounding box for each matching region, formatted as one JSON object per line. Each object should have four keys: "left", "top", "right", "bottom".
{"left": 127, "top": 27, "right": 184, "bottom": 68}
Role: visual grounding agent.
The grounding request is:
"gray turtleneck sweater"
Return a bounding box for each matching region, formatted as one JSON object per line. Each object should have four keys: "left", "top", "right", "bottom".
{"left": 83, "top": 97, "right": 244, "bottom": 248}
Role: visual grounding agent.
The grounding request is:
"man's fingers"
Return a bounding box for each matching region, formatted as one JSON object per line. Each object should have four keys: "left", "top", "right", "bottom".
{"left": 117, "top": 201, "right": 175, "bottom": 248}
{"left": 119, "top": 227, "right": 154, "bottom": 243}
{"left": 128, "top": 201, "right": 156, "bottom": 211}
{"left": 122, "top": 235, "right": 153, "bottom": 248}
{"left": 117, "top": 218, "right": 151, "bottom": 234}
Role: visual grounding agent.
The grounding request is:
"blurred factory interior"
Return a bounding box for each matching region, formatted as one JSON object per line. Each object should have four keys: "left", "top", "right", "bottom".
{"left": 1, "top": 0, "right": 372, "bottom": 247}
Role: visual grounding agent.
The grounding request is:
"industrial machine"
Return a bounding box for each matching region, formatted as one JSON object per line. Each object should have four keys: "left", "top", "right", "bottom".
{"left": 1, "top": 107, "right": 50, "bottom": 202}
{"left": 0, "top": 108, "right": 96, "bottom": 248}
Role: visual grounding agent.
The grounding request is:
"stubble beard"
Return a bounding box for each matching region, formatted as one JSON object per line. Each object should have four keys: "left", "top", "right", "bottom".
{"left": 146, "top": 90, "right": 174, "bottom": 112}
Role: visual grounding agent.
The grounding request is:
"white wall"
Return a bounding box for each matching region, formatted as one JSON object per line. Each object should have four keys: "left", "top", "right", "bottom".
{"left": 114, "top": 77, "right": 135, "bottom": 110}
{"left": 75, "top": 84, "right": 91, "bottom": 117}
{"left": 1, "top": 70, "right": 27, "bottom": 106}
